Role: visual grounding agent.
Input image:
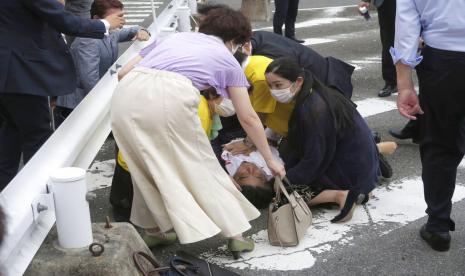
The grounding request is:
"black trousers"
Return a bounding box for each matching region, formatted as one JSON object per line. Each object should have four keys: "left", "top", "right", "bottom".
{"left": 273, "top": 0, "right": 300, "bottom": 38}
{"left": 0, "top": 94, "right": 52, "bottom": 190}
{"left": 417, "top": 46, "right": 465, "bottom": 233}
{"left": 377, "top": 0, "right": 396, "bottom": 85}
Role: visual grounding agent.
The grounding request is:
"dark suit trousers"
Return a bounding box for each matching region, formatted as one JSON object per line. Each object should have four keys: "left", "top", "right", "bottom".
{"left": 417, "top": 46, "right": 465, "bottom": 233}
{"left": 377, "top": 0, "right": 396, "bottom": 85}
{"left": 273, "top": 0, "right": 300, "bottom": 37}
{"left": 0, "top": 94, "right": 52, "bottom": 190}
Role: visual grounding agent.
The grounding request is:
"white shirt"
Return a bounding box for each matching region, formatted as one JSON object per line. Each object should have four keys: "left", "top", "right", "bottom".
{"left": 390, "top": 0, "right": 465, "bottom": 68}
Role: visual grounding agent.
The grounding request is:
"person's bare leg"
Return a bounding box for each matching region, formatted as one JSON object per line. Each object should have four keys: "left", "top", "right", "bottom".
{"left": 308, "top": 190, "right": 348, "bottom": 209}
{"left": 377, "top": 141, "right": 397, "bottom": 155}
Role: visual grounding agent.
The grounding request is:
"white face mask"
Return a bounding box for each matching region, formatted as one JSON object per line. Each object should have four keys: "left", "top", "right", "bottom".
{"left": 270, "top": 83, "right": 296, "bottom": 103}
{"left": 215, "top": 98, "right": 236, "bottom": 117}
{"left": 228, "top": 41, "right": 241, "bottom": 55}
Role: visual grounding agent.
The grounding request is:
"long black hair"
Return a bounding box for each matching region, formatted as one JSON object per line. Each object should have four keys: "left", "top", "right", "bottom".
{"left": 265, "top": 57, "right": 356, "bottom": 156}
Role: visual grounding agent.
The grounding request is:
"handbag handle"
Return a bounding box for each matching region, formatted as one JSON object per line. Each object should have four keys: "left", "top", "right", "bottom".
{"left": 274, "top": 177, "right": 297, "bottom": 208}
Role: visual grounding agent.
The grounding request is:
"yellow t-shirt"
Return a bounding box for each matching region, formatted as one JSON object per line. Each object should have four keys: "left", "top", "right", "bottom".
{"left": 245, "top": 55, "right": 295, "bottom": 136}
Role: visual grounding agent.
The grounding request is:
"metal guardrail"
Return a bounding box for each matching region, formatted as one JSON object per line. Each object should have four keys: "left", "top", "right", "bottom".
{"left": 0, "top": 1, "right": 194, "bottom": 274}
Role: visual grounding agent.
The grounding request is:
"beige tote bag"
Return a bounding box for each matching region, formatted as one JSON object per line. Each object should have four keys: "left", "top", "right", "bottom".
{"left": 268, "top": 177, "right": 312, "bottom": 247}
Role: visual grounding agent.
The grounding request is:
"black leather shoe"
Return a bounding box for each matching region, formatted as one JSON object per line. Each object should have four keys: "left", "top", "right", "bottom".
{"left": 286, "top": 36, "right": 305, "bottom": 44}
{"left": 420, "top": 225, "right": 451, "bottom": 252}
{"left": 379, "top": 153, "right": 393, "bottom": 178}
{"left": 378, "top": 84, "right": 397, "bottom": 97}
{"left": 389, "top": 129, "right": 413, "bottom": 140}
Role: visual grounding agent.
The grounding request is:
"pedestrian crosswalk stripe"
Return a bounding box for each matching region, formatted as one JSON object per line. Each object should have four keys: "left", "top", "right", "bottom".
{"left": 355, "top": 98, "right": 397, "bottom": 118}
{"left": 254, "top": 17, "right": 355, "bottom": 31}
{"left": 123, "top": 1, "right": 163, "bottom": 4}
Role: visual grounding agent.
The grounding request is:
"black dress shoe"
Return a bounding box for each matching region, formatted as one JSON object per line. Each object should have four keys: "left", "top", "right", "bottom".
{"left": 286, "top": 36, "right": 305, "bottom": 44}
{"left": 379, "top": 153, "right": 393, "bottom": 178}
{"left": 388, "top": 129, "right": 413, "bottom": 140}
{"left": 378, "top": 84, "right": 397, "bottom": 97}
{"left": 420, "top": 225, "right": 451, "bottom": 252}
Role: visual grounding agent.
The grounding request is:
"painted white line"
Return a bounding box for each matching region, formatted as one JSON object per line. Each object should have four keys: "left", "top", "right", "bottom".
{"left": 126, "top": 18, "right": 145, "bottom": 23}
{"left": 86, "top": 159, "right": 115, "bottom": 192}
{"left": 303, "top": 38, "right": 337, "bottom": 46}
{"left": 123, "top": 1, "right": 163, "bottom": 4}
{"left": 125, "top": 10, "right": 154, "bottom": 12}
{"left": 125, "top": 6, "right": 156, "bottom": 9}
{"left": 202, "top": 177, "right": 465, "bottom": 271}
{"left": 355, "top": 98, "right": 397, "bottom": 118}
{"left": 254, "top": 17, "right": 355, "bottom": 31}
{"left": 125, "top": 14, "right": 150, "bottom": 17}
{"left": 297, "top": 4, "right": 357, "bottom": 12}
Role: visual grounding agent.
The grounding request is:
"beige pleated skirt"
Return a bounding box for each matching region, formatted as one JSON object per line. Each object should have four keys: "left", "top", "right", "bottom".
{"left": 110, "top": 67, "right": 260, "bottom": 244}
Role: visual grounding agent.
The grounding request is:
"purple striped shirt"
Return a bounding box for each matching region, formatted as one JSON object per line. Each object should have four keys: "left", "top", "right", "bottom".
{"left": 137, "top": 32, "right": 249, "bottom": 98}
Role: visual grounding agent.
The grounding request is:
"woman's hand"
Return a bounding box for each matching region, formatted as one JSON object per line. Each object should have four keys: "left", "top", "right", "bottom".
{"left": 118, "top": 55, "right": 142, "bottom": 81}
{"left": 266, "top": 158, "right": 286, "bottom": 179}
{"left": 223, "top": 140, "right": 255, "bottom": 155}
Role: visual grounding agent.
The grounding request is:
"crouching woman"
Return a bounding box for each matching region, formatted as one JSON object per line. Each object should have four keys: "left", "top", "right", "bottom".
{"left": 265, "top": 57, "right": 380, "bottom": 222}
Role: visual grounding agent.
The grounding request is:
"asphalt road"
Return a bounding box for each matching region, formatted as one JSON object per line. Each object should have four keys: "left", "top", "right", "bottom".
{"left": 86, "top": 1, "right": 465, "bottom": 275}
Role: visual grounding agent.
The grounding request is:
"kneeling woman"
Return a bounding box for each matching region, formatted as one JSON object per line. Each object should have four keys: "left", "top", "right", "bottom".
{"left": 265, "top": 58, "right": 380, "bottom": 222}
{"left": 111, "top": 8, "right": 284, "bottom": 259}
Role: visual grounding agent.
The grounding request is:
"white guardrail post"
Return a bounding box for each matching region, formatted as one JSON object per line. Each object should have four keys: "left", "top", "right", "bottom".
{"left": 0, "top": 0, "right": 194, "bottom": 274}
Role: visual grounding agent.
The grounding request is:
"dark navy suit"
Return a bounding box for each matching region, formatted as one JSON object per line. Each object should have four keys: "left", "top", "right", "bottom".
{"left": 0, "top": 0, "right": 106, "bottom": 190}
{"left": 251, "top": 31, "right": 355, "bottom": 99}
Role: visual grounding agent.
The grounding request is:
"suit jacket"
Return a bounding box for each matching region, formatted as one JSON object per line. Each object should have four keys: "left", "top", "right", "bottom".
{"left": 251, "top": 31, "right": 355, "bottom": 99}
{"left": 57, "top": 27, "right": 139, "bottom": 109}
{"left": 0, "top": 0, "right": 106, "bottom": 97}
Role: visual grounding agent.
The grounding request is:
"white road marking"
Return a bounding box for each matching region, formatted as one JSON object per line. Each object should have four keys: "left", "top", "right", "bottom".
{"left": 254, "top": 17, "right": 355, "bottom": 31}
{"left": 203, "top": 178, "right": 465, "bottom": 271}
{"left": 126, "top": 18, "right": 145, "bottom": 23}
{"left": 86, "top": 159, "right": 116, "bottom": 192}
{"left": 355, "top": 98, "right": 397, "bottom": 118}
{"left": 125, "top": 14, "right": 150, "bottom": 17}
{"left": 125, "top": 6, "right": 156, "bottom": 9}
{"left": 124, "top": 10, "right": 156, "bottom": 12}
{"left": 297, "top": 4, "right": 358, "bottom": 12}
{"left": 123, "top": 1, "right": 163, "bottom": 4}
{"left": 303, "top": 38, "right": 337, "bottom": 46}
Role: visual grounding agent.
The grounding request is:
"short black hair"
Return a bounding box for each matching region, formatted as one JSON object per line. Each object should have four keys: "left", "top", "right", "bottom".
{"left": 241, "top": 180, "right": 274, "bottom": 209}
{"left": 197, "top": 2, "right": 230, "bottom": 15}
{"left": 90, "top": 0, "right": 124, "bottom": 18}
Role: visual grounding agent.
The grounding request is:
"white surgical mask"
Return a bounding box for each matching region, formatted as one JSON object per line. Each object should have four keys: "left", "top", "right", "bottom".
{"left": 228, "top": 41, "right": 241, "bottom": 55}
{"left": 270, "top": 83, "right": 296, "bottom": 103}
{"left": 231, "top": 44, "right": 241, "bottom": 55}
{"left": 215, "top": 98, "right": 236, "bottom": 117}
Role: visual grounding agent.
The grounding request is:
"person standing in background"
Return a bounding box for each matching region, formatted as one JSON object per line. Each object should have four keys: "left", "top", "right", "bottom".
{"left": 392, "top": 0, "right": 465, "bottom": 252}
{"left": 55, "top": 0, "right": 150, "bottom": 126}
{"left": 273, "top": 0, "right": 304, "bottom": 43}
{"left": 0, "top": 0, "right": 125, "bottom": 191}
{"left": 358, "top": 0, "right": 396, "bottom": 97}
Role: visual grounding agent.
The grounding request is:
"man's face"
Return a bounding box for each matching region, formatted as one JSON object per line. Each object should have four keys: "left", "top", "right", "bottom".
{"left": 233, "top": 162, "right": 266, "bottom": 188}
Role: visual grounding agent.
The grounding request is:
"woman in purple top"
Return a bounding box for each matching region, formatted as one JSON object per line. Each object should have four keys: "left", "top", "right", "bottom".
{"left": 111, "top": 8, "right": 285, "bottom": 259}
